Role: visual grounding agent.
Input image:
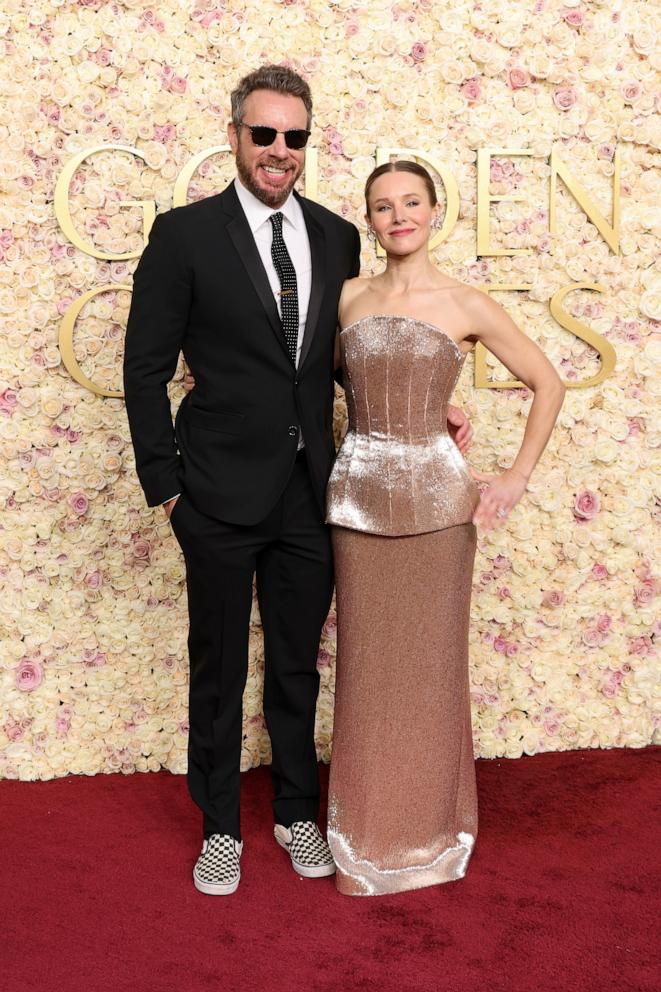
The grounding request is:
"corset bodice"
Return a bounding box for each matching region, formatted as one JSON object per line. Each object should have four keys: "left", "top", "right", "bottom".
{"left": 326, "top": 315, "right": 479, "bottom": 536}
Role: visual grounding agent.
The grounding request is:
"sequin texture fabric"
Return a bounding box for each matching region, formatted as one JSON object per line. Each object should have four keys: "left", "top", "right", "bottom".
{"left": 326, "top": 315, "right": 479, "bottom": 896}
{"left": 326, "top": 315, "right": 480, "bottom": 535}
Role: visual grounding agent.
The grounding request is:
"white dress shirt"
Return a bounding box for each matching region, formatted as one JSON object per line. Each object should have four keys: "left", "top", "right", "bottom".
{"left": 233, "top": 176, "right": 312, "bottom": 367}
{"left": 164, "top": 178, "right": 312, "bottom": 506}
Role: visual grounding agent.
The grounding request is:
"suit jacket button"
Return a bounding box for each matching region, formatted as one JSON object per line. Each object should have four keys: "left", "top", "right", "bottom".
{"left": 288, "top": 425, "right": 298, "bottom": 436}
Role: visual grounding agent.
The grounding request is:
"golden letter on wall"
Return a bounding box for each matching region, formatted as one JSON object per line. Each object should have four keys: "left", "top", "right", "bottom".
{"left": 59, "top": 285, "right": 131, "bottom": 397}
{"left": 476, "top": 149, "right": 533, "bottom": 256}
{"left": 54, "top": 145, "right": 155, "bottom": 260}
{"left": 549, "top": 147, "right": 621, "bottom": 253}
{"left": 375, "top": 148, "right": 460, "bottom": 256}
{"left": 474, "top": 283, "right": 615, "bottom": 389}
{"left": 172, "top": 145, "right": 232, "bottom": 207}
{"left": 549, "top": 282, "right": 616, "bottom": 388}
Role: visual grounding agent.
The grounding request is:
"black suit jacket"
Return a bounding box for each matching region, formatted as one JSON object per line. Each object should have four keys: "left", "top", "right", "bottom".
{"left": 123, "top": 183, "right": 361, "bottom": 524}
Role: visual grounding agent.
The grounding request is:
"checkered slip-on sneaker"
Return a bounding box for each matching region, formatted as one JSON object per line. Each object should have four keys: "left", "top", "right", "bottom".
{"left": 193, "top": 834, "right": 243, "bottom": 895}
{"left": 274, "top": 821, "right": 336, "bottom": 878}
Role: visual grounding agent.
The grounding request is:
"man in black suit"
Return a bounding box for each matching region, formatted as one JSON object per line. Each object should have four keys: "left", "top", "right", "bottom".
{"left": 124, "top": 65, "right": 471, "bottom": 895}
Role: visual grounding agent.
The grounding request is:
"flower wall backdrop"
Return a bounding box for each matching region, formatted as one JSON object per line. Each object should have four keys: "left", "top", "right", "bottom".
{"left": 0, "top": 0, "right": 659, "bottom": 780}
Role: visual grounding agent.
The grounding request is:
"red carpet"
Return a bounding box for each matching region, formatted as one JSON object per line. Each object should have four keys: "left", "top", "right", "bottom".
{"left": 2, "top": 747, "right": 659, "bottom": 992}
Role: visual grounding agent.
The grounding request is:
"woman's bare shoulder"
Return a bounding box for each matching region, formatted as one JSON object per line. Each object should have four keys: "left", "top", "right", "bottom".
{"left": 339, "top": 276, "right": 376, "bottom": 321}
{"left": 341, "top": 275, "right": 373, "bottom": 297}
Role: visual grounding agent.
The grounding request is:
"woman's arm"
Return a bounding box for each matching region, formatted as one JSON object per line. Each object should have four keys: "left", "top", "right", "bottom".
{"left": 466, "top": 290, "right": 566, "bottom": 531}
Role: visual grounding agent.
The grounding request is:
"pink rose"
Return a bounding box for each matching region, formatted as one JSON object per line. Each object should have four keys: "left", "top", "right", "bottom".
{"left": 591, "top": 563, "right": 608, "bottom": 580}
{"left": 0, "top": 388, "right": 18, "bottom": 416}
{"left": 411, "top": 42, "right": 427, "bottom": 62}
{"left": 542, "top": 590, "right": 565, "bottom": 607}
{"left": 553, "top": 86, "right": 577, "bottom": 111}
{"left": 596, "top": 614, "right": 612, "bottom": 633}
{"left": 601, "top": 672, "right": 623, "bottom": 698}
{"left": 199, "top": 10, "right": 223, "bottom": 27}
{"left": 573, "top": 490, "right": 600, "bottom": 521}
{"left": 316, "top": 648, "right": 332, "bottom": 670}
{"left": 507, "top": 68, "right": 530, "bottom": 89}
{"left": 4, "top": 719, "right": 25, "bottom": 741}
{"left": 493, "top": 636, "right": 508, "bottom": 653}
{"left": 83, "top": 651, "right": 107, "bottom": 668}
{"left": 582, "top": 628, "right": 606, "bottom": 648}
{"left": 322, "top": 613, "right": 337, "bottom": 639}
{"left": 154, "top": 124, "right": 176, "bottom": 143}
{"left": 563, "top": 9, "right": 585, "bottom": 28}
{"left": 634, "top": 580, "right": 657, "bottom": 606}
{"left": 132, "top": 537, "right": 151, "bottom": 561}
{"left": 505, "top": 642, "right": 519, "bottom": 657}
{"left": 170, "top": 75, "right": 187, "bottom": 95}
{"left": 16, "top": 659, "right": 43, "bottom": 692}
{"left": 490, "top": 160, "right": 505, "bottom": 182}
{"left": 628, "top": 636, "right": 652, "bottom": 657}
{"left": 461, "top": 78, "right": 482, "bottom": 102}
{"left": 621, "top": 82, "right": 641, "bottom": 104}
{"left": 70, "top": 492, "right": 89, "bottom": 516}
{"left": 498, "top": 586, "right": 511, "bottom": 600}
{"left": 84, "top": 571, "right": 103, "bottom": 589}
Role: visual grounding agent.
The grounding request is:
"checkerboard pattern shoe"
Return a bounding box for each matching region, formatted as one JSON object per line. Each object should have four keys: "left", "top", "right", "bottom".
{"left": 193, "top": 834, "right": 243, "bottom": 895}
{"left": 274, "top": 821, "right": 336, "bottom": 878}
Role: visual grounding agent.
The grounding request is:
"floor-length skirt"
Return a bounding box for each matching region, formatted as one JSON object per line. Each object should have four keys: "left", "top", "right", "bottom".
{"left": 328, "top": 523, "right": 478, "bottom": 896}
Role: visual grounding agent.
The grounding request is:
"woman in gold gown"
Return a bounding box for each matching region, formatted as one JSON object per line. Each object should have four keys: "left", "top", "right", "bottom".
{"left": 325, "top": 161, "right": 565, "bottom": 896}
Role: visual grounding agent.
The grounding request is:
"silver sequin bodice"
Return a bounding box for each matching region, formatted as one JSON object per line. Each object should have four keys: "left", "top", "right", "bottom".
{"left": 326, "top": 315, "right": 479, "bottom": 536}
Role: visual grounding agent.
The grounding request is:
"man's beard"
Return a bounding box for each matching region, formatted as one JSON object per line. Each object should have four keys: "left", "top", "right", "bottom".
{"left": 235, "top": 145, "right": 301, "bottom": 208}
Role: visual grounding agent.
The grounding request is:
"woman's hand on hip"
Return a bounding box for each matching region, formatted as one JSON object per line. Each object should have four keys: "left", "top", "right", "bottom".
{"left": 471, "top": 467, "right": 528, "bottom": 531}
{"left": 447, "top": 403, "right": 473, "bottom": 453}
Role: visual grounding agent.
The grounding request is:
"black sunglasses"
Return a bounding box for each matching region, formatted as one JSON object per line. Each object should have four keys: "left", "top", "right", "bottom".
{"left": 240, "top": 123, "right": 311, "bottom": 150}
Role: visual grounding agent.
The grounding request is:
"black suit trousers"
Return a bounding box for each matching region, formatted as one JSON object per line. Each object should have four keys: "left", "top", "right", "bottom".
{"left": 169, "top": 452, "right": 333, "bottom": 841}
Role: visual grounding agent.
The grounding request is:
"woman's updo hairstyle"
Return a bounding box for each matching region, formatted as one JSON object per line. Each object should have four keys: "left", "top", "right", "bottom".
{"left": 364, "top": 160, "right": 438, "bottom": 216}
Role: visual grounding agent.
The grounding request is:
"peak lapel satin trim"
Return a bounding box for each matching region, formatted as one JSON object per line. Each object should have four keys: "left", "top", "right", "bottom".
{"left": 222, "top": 189, "right": 290, "bottom": 362}
{"left": 298, "top": 198, "right": 327, "bottom": 371}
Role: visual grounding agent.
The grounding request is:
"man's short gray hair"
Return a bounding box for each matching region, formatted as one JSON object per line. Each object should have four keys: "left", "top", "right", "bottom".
{"left": 230, "top": 64, "right": 313, "bottom": 130}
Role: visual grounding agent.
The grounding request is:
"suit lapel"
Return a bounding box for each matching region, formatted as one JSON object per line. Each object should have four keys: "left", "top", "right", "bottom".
{"left": 219, "top": 184, "right": 328, "bottom": 369}
{"left": 222, "top": 185, "right": 290, "bottom": 361}
{"left": 297, "top": 194, "right": 327, "bottom": 371}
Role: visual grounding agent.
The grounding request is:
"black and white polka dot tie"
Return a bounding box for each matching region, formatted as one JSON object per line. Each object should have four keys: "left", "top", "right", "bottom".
{"left": 269, "top": 212, "right": 299, "bottom": 365}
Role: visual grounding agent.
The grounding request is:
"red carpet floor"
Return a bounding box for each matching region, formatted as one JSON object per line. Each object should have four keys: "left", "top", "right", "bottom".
{"left": 2, "top": 746, "right": 659, "bottom": 992}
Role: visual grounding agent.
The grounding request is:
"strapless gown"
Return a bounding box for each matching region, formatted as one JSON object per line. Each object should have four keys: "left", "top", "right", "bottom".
{"left": 325, "top": 314, "right": 480, "bottom": 896}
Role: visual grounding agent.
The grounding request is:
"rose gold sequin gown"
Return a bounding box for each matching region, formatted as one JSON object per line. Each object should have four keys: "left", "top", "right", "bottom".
{"left": 326, "top": 314, "right": 480, "bottom": 896}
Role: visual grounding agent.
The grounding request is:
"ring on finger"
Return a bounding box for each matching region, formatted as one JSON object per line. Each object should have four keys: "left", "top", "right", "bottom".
{"left": 496, "top": 507, "right": 507, "bottom": 519}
